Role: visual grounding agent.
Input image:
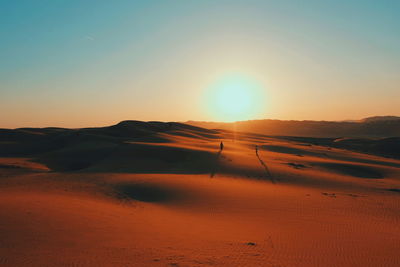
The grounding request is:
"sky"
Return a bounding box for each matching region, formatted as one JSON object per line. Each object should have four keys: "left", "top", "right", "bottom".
{"left": 1, "top": 0, "right": 399, "bottom": 128}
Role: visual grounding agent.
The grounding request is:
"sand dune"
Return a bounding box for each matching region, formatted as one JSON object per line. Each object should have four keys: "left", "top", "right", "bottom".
{"left": 0, "top": 121, "right": 399, "bottom": 266}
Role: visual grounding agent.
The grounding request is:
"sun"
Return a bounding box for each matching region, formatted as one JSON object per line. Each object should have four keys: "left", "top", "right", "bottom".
{"left": 205, "top": 75, "right": 264, "bottom": 121}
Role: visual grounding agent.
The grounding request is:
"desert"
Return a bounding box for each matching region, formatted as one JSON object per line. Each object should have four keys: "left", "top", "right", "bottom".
{"left": 0, "top": 121, "right": 399, "bottom": 266}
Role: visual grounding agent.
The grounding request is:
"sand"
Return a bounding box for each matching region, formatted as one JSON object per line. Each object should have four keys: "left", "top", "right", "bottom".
{"left": 0, "top": 122, "right": 399, "bottom": 266}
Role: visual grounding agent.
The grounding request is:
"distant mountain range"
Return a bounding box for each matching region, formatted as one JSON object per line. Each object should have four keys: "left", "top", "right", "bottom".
{"left": 187, "top": 116, "right": 400, "bottom": 138}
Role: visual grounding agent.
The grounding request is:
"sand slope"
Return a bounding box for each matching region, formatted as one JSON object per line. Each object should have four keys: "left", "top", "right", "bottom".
{"left": 0, "top": 121, "right": 399, "bottom": 266}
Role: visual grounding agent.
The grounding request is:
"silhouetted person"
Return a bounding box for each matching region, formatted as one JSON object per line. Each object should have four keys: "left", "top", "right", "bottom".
{"left": 255, "top": 145, "right": 258, "bottom": 155}
{"left": 220, "top": 141, "right": 224, "bottom": 151}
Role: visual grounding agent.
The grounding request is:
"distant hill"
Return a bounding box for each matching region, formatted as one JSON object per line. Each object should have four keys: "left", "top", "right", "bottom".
{"left": 360, "top": 116, "right": 400, "bottom": 123}
{"left": 186, "top": 116, "right": 400, "bottom": 138}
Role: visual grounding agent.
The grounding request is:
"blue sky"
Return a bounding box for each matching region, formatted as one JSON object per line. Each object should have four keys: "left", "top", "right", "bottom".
{"left": 1, "top": 0, "right": 399, "bottom": 127}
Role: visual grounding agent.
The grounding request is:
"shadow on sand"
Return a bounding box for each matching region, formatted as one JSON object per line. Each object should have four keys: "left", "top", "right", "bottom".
{"left": 113, "top": 182, "right": 184, "bottom": 203}
{"left": 210, "top": 150, "right": 222, "bottom": 178}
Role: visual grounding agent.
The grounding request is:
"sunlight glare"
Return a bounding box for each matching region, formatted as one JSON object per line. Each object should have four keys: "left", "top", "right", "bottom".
{"left": 206, "top": 75, "right": 265, "bottom": 122}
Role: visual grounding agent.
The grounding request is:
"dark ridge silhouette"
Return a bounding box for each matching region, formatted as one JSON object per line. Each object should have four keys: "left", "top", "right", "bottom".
{"left": 100, "top": 120, "right": 218, "bottom": 137}
{"left": 361, "top": 116, "right": 400, "bottom": 123}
